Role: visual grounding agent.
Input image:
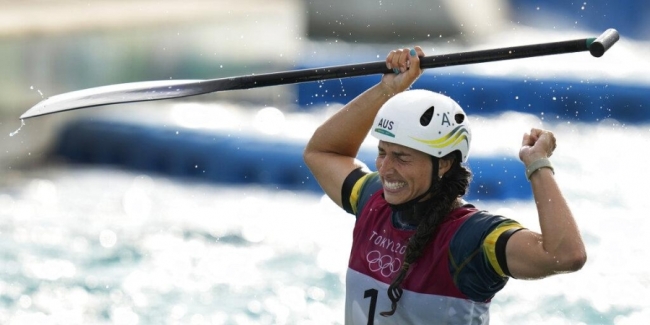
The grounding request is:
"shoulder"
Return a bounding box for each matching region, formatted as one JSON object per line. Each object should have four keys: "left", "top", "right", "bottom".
{"left": 453, "top": 210, "right": 521, "bottom": 240}
{"left": 448, "top": 209, "right": 505, "bottom": 263}
{"left": 452, "top": 211, "right": 524, "bottom": 269}
{"left": 342, "top": 170, "right": 383, "bottom": 216}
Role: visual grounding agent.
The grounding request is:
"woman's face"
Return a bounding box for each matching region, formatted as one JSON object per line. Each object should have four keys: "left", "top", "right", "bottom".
{"left": 376, "top": 141, "right": 434, "bottom": 205}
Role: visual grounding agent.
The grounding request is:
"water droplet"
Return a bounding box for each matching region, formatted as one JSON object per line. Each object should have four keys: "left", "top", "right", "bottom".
{"left": 9, "top": 119, "right": 26, "bottom": 137}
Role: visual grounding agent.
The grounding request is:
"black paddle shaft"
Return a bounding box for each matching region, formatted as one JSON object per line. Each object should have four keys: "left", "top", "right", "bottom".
{"left": 207, "top": 28, "right": 620, "bottom": 91}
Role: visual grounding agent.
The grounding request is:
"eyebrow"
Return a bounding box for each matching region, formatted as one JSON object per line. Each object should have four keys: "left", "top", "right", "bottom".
{"left": 377, "top": 146, "right": 411, "bottom": 157}
{"left": 393, "top": 152, "right": 411, "bottom": 159}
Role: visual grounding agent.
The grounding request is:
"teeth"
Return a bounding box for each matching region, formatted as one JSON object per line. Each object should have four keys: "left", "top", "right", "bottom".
{"left": 384, "top": 181, "right": 405, "bottom": 190}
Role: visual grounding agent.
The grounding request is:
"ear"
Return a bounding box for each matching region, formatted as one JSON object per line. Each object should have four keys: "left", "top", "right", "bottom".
{"left": 438, "top": 156, "right": 454, "bottom": 177}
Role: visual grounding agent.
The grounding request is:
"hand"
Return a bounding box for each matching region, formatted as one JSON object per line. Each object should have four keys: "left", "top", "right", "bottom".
{"left": 380, "top": 46, "right": 425, "bottom": 95}
{"left": 519, "top": 128, "right": 557, "bottom": 166}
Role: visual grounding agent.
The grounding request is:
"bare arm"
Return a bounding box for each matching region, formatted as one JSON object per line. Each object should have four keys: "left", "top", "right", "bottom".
{"left": 506, "top": 128, "right": 587, "bottom": 279}
{"left": 303, "top": 47, "right": 425, "bottom": 208}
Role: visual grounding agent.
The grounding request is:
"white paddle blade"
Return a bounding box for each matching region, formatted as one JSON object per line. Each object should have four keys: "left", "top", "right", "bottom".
{"left": 21, "top": 79, "right": 206, "bottom": 119}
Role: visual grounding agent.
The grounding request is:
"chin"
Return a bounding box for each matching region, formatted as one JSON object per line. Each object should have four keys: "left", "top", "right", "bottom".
{"left": 383, "top": 193, "right": 405, "bottom": 205}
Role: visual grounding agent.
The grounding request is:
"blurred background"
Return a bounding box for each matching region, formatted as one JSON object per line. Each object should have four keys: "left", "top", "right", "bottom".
{"left": 1, "top": 0, "right": 650, "bottom": 324}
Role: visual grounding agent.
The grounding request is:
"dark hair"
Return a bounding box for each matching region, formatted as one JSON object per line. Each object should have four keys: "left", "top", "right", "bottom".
{"left": 380, "top": 151, "right": 472, "bottom": 317}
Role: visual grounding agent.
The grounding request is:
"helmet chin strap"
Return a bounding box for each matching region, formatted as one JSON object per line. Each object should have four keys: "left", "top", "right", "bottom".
{"left": 387, "top": 157, "right": 440, "bottom": 212}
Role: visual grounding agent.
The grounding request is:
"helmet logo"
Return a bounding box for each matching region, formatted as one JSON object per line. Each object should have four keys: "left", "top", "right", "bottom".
{"left": 441, "top": 113, "right": 451, "bottom": 126}
{"left": 377, "top": 118, "right": 394, "bottom": 130}
{"left": 374, "top": 118, "right": 397, "bottom": 138}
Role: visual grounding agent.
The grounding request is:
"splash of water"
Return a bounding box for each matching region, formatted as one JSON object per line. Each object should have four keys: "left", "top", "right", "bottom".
{"left": 30, "top": 85, "right": 44, "bottom": 98}
{"left": 9, "top": 119, "right": 25, "bottom": 137}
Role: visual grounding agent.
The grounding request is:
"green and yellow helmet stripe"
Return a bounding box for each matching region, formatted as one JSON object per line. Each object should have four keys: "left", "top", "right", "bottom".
{"left": 411, "top": 125, "right": 470, "bottom": 149}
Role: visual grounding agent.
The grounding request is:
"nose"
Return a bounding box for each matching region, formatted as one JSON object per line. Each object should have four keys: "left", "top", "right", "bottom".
{"left": 377, "top": 155, "right": 394, "bottom": 174}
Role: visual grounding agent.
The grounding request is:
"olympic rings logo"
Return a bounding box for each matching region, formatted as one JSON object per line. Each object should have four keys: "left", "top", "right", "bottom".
{"left": 366, "top": 250, "right": 402, "bottom": 278}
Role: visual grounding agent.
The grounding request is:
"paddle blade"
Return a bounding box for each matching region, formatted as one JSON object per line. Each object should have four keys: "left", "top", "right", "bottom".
{"left": 20, "top": 79, "right": 207, "bottom": 119}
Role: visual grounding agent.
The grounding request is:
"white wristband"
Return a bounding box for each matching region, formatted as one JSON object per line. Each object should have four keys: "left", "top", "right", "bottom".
{"left": 525, "top": 158, "right": 554, "bottom": 180}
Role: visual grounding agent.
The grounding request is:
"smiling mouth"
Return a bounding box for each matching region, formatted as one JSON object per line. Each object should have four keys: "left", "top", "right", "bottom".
{"left": 383, "top": 181, "right": 406, "bottom": 191}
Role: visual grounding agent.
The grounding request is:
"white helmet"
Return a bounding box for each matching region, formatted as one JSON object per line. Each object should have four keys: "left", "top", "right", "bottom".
{"left": 371, "top": 89, "right": 471, "bottom": 162}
